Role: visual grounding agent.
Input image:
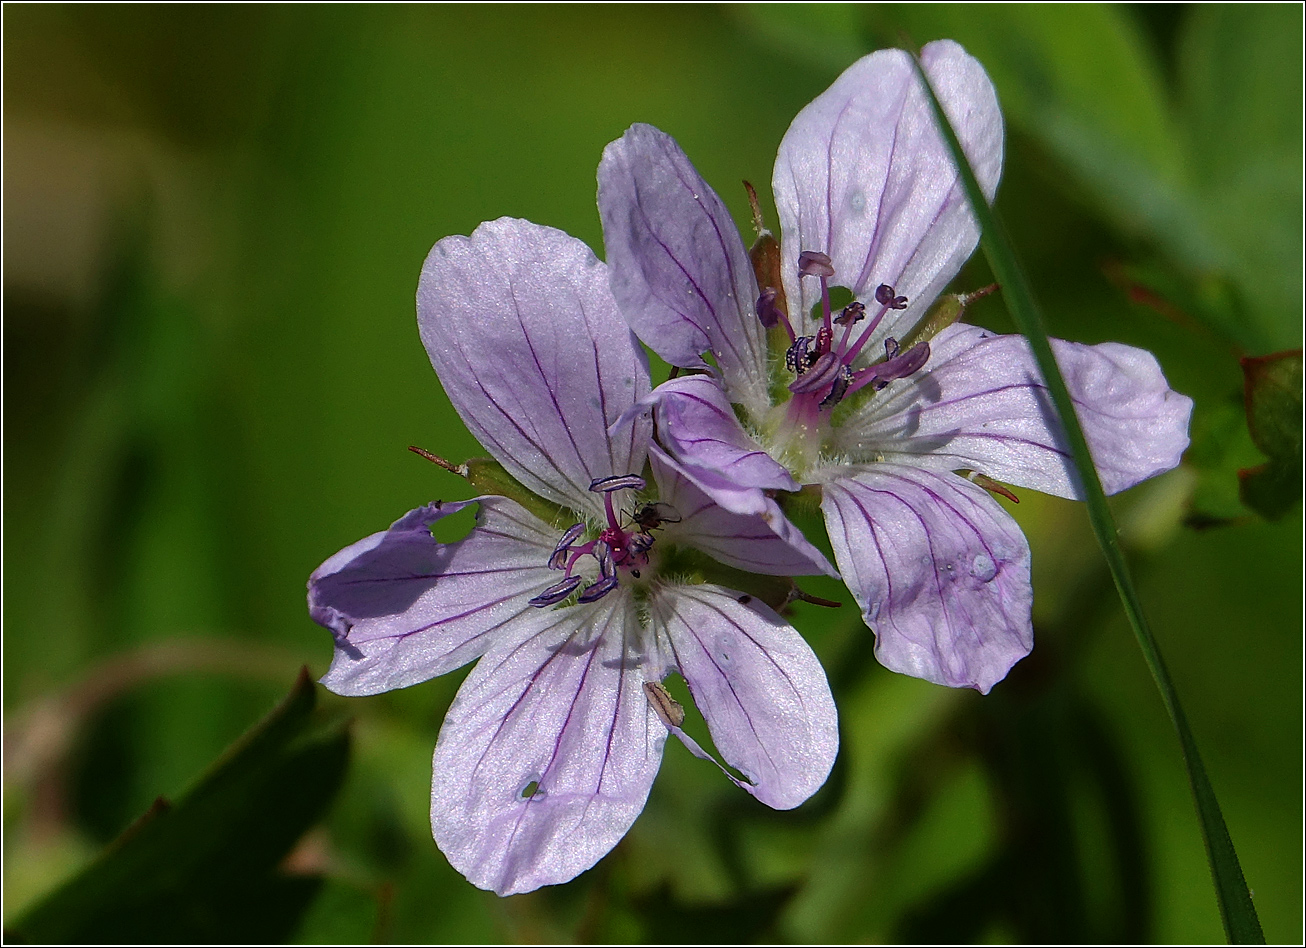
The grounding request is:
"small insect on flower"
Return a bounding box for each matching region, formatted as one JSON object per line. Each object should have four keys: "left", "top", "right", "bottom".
{"left": 631, "top": 500, "right": 682, "bottom": 532}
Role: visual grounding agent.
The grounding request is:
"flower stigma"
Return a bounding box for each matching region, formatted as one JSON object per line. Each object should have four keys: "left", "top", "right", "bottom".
{"left": 529, "top": 474, "right": 680, "bottom": 607}
{"left": 763, "top": 253, "right": 932, "bottom": 476}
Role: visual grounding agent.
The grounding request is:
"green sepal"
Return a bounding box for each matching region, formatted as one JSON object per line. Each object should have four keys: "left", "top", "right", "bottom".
{"left": 465, "top": 457, "right": 571, "bottom": 527}
{"left": 899, "top": 293, "right": 965, "bottom": 349}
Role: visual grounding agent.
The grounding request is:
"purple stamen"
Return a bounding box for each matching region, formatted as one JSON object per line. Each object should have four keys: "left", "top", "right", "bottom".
{"left": 577, "top": 574, "right": 619, "bottom": 603}
{"left": 590, "top": 474, "right": 646, "bottom": 493}
{"left": 847, "top": 340, "right": 932, "bottom": 397}
{"left": 798, "top": 251, "right": 836, "bottom": 335}
{"left": 874, "top": 283, "right": 908, "bottom": 310}
{"left": 530, "top": 575, "right": 582, "bottom": 607}
{"left": 797, "top": 251, "right": 834, "bottom": 278}
{"left": 548, "top": 523, "right": 587, "bottom": 570}
{"left": 756, "top": 287, "right": 797, "bottom": 344}
{"left": 819, "top": 365, "right": 855, "bottom": 409}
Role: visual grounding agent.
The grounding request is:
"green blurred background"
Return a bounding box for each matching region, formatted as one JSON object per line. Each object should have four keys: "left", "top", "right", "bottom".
{"left": 4, "top": 3, "right": 1301, "bottom": 943}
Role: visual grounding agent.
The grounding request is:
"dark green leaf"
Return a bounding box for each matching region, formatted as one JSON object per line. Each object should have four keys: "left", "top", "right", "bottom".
{"left": 1179, "top": 5, "right": 1304, "bottom": 352}
{"left": 912, "top": 55, "right": 1265, "bottom": 944}
{"left": 1238, "top": 350, "right": 1303, "bottom": 519}
{"left": 10, "top": 670, "right": 351, "bottom": 945}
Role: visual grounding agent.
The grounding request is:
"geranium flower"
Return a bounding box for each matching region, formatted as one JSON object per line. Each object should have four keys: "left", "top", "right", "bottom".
{"left": 597, "top": 41, "right": 1193, "bottom": 693}
{"left": 307, "top": 218, "right": 838, "bottom": 895}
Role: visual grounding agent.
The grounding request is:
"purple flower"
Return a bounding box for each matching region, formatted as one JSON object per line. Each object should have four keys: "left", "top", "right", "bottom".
{"left": 308, "top": 218, "right": 838, "bottom": 895}
{"left": 597, "top": 41, "right": 1193, "bottom": 693}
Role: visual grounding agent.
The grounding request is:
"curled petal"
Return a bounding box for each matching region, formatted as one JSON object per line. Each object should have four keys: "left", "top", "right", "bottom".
{"left": 630, "top": 374, "right": 798, "bottom": 506}
{"left": 311, "top": 498, "right": 559, "bottom": 696}
{"left": 773, "top": 40, "right": 1003, "bottom": 344}
{"left": 834, "top": 323, "right": 1194, "bottom": 499}
{"left": 820, "top": 464, "right": 1032, "bottom": 693}
{"left": 598, "top": 124, "right": 771, "bottom": 419}
{"left": 651, "top": 584, "right": 839, "bottom": 809}
{"left": 430, "top": 596, "right": 664, "bottom": 896}
{"left": 418, "top": 218, "right": 651, "bottom": 518}
{"left": 649, "top": 443, "right": 836, "bottom": 578}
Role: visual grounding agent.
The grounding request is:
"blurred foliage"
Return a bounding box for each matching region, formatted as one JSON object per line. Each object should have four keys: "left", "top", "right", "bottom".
{"left": 1238, "top": 350, "right": 1303, "bottom": 520}
{"left": 10, "top": 672, "right": 350, "bottom": 943}
{"left": 3, "top": 3, "right": 1300, "bottom": 944}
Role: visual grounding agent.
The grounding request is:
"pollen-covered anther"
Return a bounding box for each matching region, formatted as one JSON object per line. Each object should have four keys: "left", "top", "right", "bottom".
{"left": 786, "top": 335, "right": 819, "bottom": 375}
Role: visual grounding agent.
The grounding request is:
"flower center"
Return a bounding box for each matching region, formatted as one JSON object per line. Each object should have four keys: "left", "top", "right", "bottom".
{"left": 756, "top": 252, "right": 934, "bottom": 475}
{"left": 528, "top": 474, "right": 680, "bottom": 607}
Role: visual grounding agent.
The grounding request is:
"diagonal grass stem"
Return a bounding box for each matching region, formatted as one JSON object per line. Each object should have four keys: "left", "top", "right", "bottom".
{"left": 911, "top": 54, "right": 1265, "bottom": 945}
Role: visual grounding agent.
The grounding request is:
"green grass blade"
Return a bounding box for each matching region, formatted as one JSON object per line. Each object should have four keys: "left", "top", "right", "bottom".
{"left": 911, "top": 54, "right": 1265, "bottom": 944}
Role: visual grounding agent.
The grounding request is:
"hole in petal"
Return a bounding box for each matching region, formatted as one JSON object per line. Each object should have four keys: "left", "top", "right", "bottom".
{"left": 518, "top": 778, "right": 541, "bottom": 800}
{"left": 429, "top": 502, "right": 479, "bottom": 544}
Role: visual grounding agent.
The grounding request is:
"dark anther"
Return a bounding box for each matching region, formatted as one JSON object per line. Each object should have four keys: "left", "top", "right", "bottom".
{"left": 872, "top": 341, "right": 931, "bottom": 391}
{"left": 589, "top": 474, "right": 646, "bottom": 493}
{"left": 627, "top": 533, "right": 655, "bottom": 555}
{"left": 578, "top": 574, "right": 619, "bottom": 603}
{"left": 755, "top": 288, "right": 782, "bottom": 329}
{"left": 530, "top": 575, "right": 582, "bottom": 607}
{"left": 883, "top": 337, "right": 900, "bottom": 360}
{"left": 819, "top": 364, "right": 855, "bottom": 409}
{"left": 786, "top": 335, "right": 818, "bottom": 375}
{"left": 874, "top": 284, "right": 909, "bottom": 309}
{"left": 834, "top": 301, "right": 866, "bottom": 326}
{"left": 797, "top": 250, "right": 835, "bottom": 278}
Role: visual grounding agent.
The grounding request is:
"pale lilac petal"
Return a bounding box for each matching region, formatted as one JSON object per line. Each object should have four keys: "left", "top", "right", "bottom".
{"left": 820, "top": 464, "right": 1032, "bottom": 693}
{"left": 834, "top": 323, "right": 1195, "bottom": 499}
{"left": 311, "top": 497, "right": 559, "bottom": 696}
{"left": 773, "top": 40, "right": 1003, "bottom": 343}
{"left": 418, "top": 218, "right": 651, "bottom": 518}
{"left": 643, "top": 374, "right": 798, "bottom": 501}
{"left": 430, "top": 594, "right": 664, "bottom": 896}
{"left": 649, "top": 443, "right": 836, "bottom": 578}
{"left": 650, "top": 584, "right": 839, "bottom": 809}
{"left": 599, "top": 124, "right": 770, "bottom": 417}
